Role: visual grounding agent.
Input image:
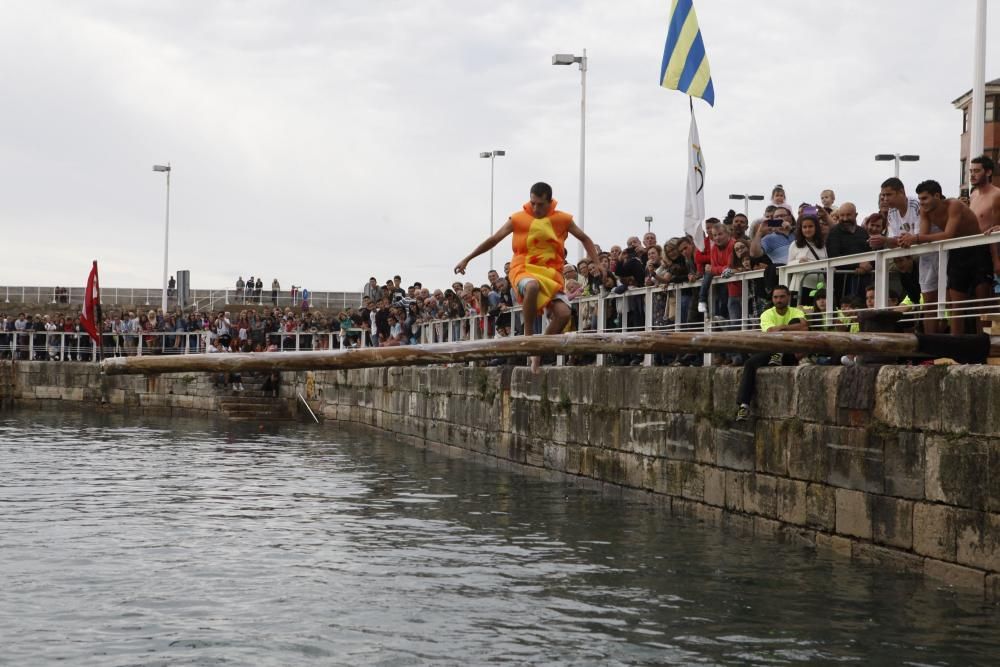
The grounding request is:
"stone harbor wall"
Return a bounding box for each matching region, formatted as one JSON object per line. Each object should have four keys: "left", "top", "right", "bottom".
{"left": 0, "top": 361, "right": 289, "bottom": 419}
{"left": 3, "top": 359, "right": 999, "bottom": 599}
{"left": 290, "top": 364, "right": 1000, "bottom": 601}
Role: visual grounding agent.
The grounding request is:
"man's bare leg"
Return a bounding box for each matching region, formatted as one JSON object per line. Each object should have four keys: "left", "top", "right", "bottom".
{"left": 545, "top": 301, "right": 571, "bottom": 335}
{"left": 520, "top": 280, "right": 541, "bottom": 372}
{"left": 946, "top": 288, "right": 966, "bottom": 335}
{"left": 922, "top": 290, "right": 940, "bottom": 335}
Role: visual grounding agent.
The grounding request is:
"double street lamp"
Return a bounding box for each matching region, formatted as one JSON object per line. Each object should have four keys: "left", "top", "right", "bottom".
{"left": 479, "top": 150, "right": 506, "bottom": 271}
{"left": 552, "top": 50, "right": 587, "bottom": 258}
{"left": 644, "top": 216, "right": 653, "bottom": 233}
{"left": 728, "top": 193, "right": 764, "bottom": 216}
{"left": 875, "top": 153, "right": 919, "bottom": 179}
{"left": 152, "top": 164, "right": 172, "bottom": 313}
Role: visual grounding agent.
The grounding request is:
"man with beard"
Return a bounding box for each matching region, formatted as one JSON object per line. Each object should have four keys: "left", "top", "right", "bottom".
{"left": 897, "top": 180, "right": 987, "bottom": 335}
{"left": 968, "top": 156, "right": 1000, "bottom": 281}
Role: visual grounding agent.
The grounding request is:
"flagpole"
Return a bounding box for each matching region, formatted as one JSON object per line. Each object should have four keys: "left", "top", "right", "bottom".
{"left": 970, "top": 0, "right": 987, "bottom": 160}
{"left": 95, "top": 261, "right": 103, "bottom": 362}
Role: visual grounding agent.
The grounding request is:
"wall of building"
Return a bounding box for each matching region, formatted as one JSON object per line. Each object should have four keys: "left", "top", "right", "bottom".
{"left": 2, "top": 360, "right": 998, "bottom": 600}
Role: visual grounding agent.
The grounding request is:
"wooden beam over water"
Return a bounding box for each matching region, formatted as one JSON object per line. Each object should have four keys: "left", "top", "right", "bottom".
{"left": 100, "top": 332, "right": 1000, "bottom": 375}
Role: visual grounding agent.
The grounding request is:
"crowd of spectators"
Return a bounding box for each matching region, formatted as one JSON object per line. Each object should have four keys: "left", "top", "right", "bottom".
{"left": 5, "top": 167, "right": 999, "bottom": 372}
{"left": 350, "top": 167, "right": 1000, "bottom": 366}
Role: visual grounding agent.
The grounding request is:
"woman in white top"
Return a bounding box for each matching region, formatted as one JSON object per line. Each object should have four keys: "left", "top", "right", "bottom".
{"left": 787, "top": 212, "right": 828, "bottom": 304}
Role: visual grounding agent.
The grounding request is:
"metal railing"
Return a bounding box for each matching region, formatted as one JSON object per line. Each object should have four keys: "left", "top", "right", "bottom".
{"left": 0, "top": 286, "right": 363, "bottom": 311}
{"left": 414, "top": 269, "right": 767, "bottom": 366}
{"left": 0, "top": 328, "right": 369, "bottom": 362}
{"left": 780, "top": 232, "right": 1000, "bottom": 323}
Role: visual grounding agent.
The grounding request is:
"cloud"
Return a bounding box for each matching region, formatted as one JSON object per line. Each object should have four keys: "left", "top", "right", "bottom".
{"left": 0, "top": 0, "right": 993, "bottom": 297}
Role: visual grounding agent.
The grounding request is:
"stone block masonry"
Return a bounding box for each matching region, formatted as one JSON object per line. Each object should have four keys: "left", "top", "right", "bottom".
{"left": 3, "top": 359, "right": 1000, "bottom": 600}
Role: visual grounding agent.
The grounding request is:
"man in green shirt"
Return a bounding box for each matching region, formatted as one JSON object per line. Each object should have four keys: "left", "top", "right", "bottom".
{"left": 736, "top": 285, "right": 808, "bottom": 421}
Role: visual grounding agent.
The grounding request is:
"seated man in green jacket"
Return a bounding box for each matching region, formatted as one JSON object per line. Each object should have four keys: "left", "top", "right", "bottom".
{"left": 736, "top": 285, "right": 808, "bottom": 421}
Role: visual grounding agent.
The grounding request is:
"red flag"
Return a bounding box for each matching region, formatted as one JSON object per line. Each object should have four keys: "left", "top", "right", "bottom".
{"left": 81, "top": 261, "right": 102, "bottom": 344}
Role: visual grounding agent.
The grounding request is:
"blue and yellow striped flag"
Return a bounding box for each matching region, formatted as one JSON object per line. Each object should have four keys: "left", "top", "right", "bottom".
{"left": 660, "top": 0, "right": 714, "bottom": 106}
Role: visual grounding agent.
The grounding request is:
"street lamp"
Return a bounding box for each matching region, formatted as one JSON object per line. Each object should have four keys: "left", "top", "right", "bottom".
{"left": 152, "top": 164, "right": 171, "bottom": 313}
{"left": 644, "top": 216, "right": 653, "bottom": 233}
{"left": 552, "top": 50, "right": 587, "bottom": 258}
{"left": 875, "top": 153, "right": 919, "bottom": 179}
{"left": 479, "top": 150, "right": 506, "bottom": 271}
{"left": 728, "top": 193, "right": 765, "bottom": 216}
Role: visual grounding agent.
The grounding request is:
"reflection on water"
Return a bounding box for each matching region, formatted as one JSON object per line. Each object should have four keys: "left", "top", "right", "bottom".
{"left": 1, "top": 409, "right": 998, "bottom": 666}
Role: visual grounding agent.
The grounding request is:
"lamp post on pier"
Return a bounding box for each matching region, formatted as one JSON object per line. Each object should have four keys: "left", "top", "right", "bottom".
{"left": 874, "top": 154, "right": 919, "bottom": 179}
{"left": 728, "top": 193, "right": 764, "bottom": 217}
{"left": 552, "top": 50, "right": 587, "bottom": 258}
{"left": 479, "top": 150, "right": 506, "bottom": 271}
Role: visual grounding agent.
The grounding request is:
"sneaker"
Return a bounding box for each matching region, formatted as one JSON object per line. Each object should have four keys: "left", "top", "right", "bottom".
{"left": 697, "top": 301, "right": 707, "bottom": 313}
{"left": 798, "top": 355, "right": 815, "bottom": 366}
{"left": 840, "top": 355, "right": 856, "bottom": 367}
{"left": 736, "top": 405, "right": 750, "bottom": 421}
{"left": 768, "top": 353, "right": 782, "bottom": 366}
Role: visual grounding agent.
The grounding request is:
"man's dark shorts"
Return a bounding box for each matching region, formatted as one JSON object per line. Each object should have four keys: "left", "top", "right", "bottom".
{"left": 947, "top": 245, "right": 993, "bottom": 293}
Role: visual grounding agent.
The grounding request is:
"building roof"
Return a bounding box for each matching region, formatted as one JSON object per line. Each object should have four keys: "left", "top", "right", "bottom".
{"left": 952, "top": 77, "right": 1000, "bottom": 107}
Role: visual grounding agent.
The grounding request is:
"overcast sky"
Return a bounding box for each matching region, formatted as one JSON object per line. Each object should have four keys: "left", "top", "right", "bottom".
{"left": 2, "top": 0, "right": 997, "bottom": 294}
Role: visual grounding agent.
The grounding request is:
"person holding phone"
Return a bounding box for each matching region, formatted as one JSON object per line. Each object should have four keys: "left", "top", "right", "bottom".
{"left": 751, "top": 204, "right": 794, "bottom": 265}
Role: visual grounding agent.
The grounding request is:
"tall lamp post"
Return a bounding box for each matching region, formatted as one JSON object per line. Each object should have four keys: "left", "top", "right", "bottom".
{"left": 552, "top": 50, "right": 587, "bottom": 258}
{"left": 479, "top": 150, "right": 506, "bottom": 270}
{"left": 644, "top": 216, "right": 653, "bottom": 233}
{"left": 875, "top": 153, "right": 919, "bottom": 179}
{"left": 728, "top": 193, "right": 764, "bottom": 216}
{"left": 152, "top": 164, "right": 171, "bottom": 313}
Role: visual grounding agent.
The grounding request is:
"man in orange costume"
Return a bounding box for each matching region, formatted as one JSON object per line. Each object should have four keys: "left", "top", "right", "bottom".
{"left": 455, "top": 181, "right": 603, "bottom": 371}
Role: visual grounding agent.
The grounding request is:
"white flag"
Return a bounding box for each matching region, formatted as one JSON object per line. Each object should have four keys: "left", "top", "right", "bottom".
{"left": 684, "top": 108, "right": 706, "bottom": 246}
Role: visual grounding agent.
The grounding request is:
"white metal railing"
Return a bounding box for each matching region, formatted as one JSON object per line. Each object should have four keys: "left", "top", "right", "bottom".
{"left": 780, "top": 232, "right": 1000, "bottom": 323}
{"left": 0, "top": 286, "right": 363, "bottom": 310}
{"left": 0, "top": 327, "right": 369, "bottom": 362}
{"left": 411, "top": 269, "right": 767, "bottom": 367}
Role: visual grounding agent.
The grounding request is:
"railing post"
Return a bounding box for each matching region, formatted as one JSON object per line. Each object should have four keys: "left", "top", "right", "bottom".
{"left": 60, "top": 333, "right": 65, "bottom": 362}
{"left": 137, "top": 333, "right": 143, "bottom": 357}
{"left": 875, "top": 251, "right": 889, "bottom": 310}
{"left": 643, "top": 288, "right": 654, "bottom": 366}
{"left": 937, "top": 245, "right": 948, "bottom": 321}
{"left": 596, "top": 295, "right": 606, "bottom": 367}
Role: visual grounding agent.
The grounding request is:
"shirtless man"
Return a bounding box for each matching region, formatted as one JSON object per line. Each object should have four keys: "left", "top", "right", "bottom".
{"left": 968, "top": 155, "right": 1000, "bottom": 278}
{"left": 897, "top": 179, "right": 987, "bottom": 335}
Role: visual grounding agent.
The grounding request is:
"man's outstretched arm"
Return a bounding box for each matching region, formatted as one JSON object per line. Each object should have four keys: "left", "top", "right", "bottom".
{"left": 455, "top": 219, "right": 514, "bottom": 275}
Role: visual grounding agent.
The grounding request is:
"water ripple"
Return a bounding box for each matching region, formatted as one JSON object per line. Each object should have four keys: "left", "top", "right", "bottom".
{"left": 1, "top": 410, "right": 998, "bottom": 666}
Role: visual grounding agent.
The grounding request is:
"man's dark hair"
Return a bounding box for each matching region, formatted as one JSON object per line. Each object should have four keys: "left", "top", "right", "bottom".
{"left": 413, "top": 281, "right": 422, "bottom": 288}
{"left": 915, "top": 180, "right": 943, "bottom": 197}
{"left": 972, "top": 154, "right": 995, "bottom": 175}
{"left": 765, "top": 205, "right": 776, "bottom": 214}
{"left": 881, "top": 177, "right": 905, "bottom": 192}
{"left": 530, "top": 182, "right": 553, "bottom": 201}
{"left": 772, "top": 285, "right": 790, "bottom": 295}
{"left": 393, "top": 275, "right": 401, "bottom": 281}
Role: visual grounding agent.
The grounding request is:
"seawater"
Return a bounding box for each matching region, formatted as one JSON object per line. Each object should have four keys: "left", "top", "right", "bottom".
{"left": 1, "top": 409, "right": 998, "bottom": 666}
